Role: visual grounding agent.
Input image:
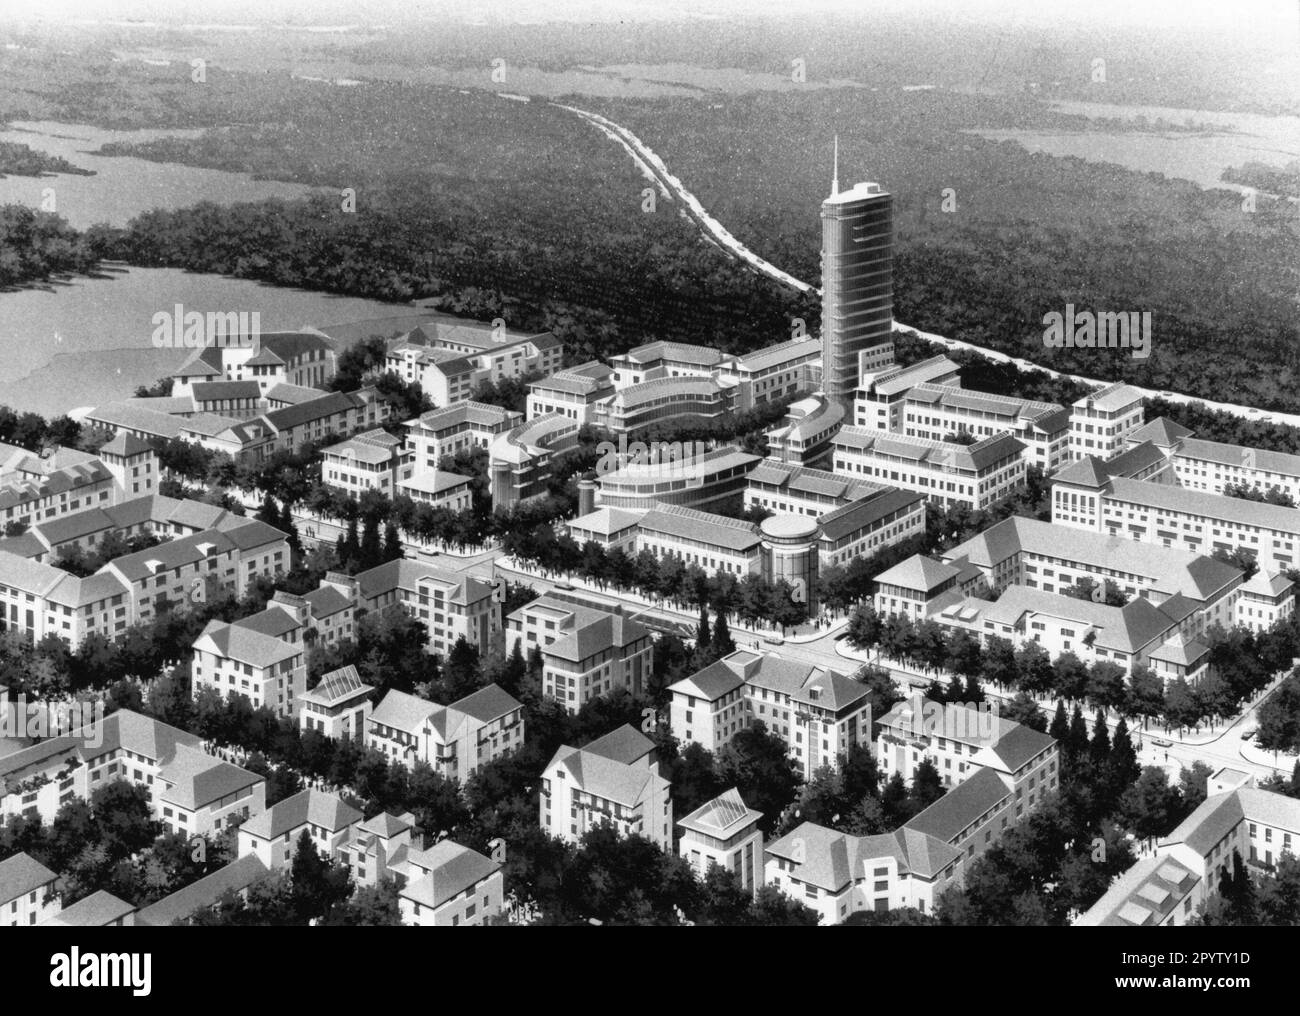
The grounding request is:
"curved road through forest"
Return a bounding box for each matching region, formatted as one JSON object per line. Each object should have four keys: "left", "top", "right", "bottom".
{"left": 556, "top": 100, "right": 1300, "bottom": 430}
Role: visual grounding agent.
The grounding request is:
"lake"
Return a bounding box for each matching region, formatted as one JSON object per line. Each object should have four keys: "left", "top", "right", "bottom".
{"left": 0, "top": 120, "right": 319, "bottom": 229}
{"left": 970, "top": 100, "right": 1300, "bottom": 195}
{"left": 0, "top": 267, "right": 436, "bottom": 418}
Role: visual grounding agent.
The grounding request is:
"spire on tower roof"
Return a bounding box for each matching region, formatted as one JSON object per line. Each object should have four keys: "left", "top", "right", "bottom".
{"left": 831, "top": 135, "right": 839, "bottom": 197}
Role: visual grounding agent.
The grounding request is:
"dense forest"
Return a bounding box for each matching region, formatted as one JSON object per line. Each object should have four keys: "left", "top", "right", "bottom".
{"left": 0, "top": 140, "right": 92, "bottom": 178}
{"left": 0, "top": 204, "right": 102, "bottom": 288}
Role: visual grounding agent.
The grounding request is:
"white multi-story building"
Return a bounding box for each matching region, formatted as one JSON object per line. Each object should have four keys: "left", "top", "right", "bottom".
{"left": 507, "top": 595, "right": 652, "bottom": 714}
{"left": 397, "top": 840, "right": 505, "bottom": 927}
{"left": 298, "top": 664, "right": 374, "bottom": 742}
{"left": 1068, "top": 382, "right": 1145, "bottom": 462}
{"left": 385, "top": 323, "right": 564, "bottom": 407}
{"left": 0, "top": 853, "right": 60, "bottom": 927}
{"left": 541, "top": 724, "right": 673, "bottom": 850}
{"left": 668, "top": 650, "right": 873, "bottom": 780}
{"left": 156, "top": 743, "right": 265, "bottom": 838}
{"left": 678, "top": 788, "right": 765, "bottom": 898}
{"left": 526, "top": 361, "right": 616, "bottom": 422}
{"left": 766, "top": 704, "right": 1057, "bottom": 923}
{"left": 366, "top": 684, "right": 524, "bottom": 780}
{"left": 1077, "top": 770, "right": 1299, "bottom": 926}
{"left": 237, "top": 789, "right": 363, "bottom": 870}
{"left": 191, "top": 617, "right": 308, "bottom": 718}
{"left": 833, "top": 427, "right": 1026, "bottom": 510}
{"left": 402, "top": 401, "right": 522, "bottom": 469}
{"left": 743, "top": 460, "right": 880, "bottom": 518}
{"left": 900, "top": 383, "right": 1070, "bottom": 474}
{"left": 853, "top": 355, "right": 961, "bottom": 431}
{"left": 354, "top": 557, "right": 499, "bottom": 657}
{"left": 320, "top": 429, "right": 411, "bottom": 497}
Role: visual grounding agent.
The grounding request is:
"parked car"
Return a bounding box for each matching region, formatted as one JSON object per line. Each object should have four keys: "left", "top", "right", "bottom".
{"left": 1241, "top": 726, "right": 1258, "bottom": 741}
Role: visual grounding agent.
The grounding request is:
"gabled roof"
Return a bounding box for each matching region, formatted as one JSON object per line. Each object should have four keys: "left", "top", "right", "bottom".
{"left": 399, "top": 841, "right": 499, "bottom": 909}
{"left": 874, "top": 554, "right": 961, "bottom": 593}
{"left": 42, "top": 890, "right": 136, "bottom": 927}
{"left": 194, "top": 619, "right": 301, "bottom": 668}
{"left": 157, "top": 743, "right": 262, "bottom": 811}
{"left": 451, "top": 683, "right": 522, "bottom": 724}
{"left": 545, "top": 744, "right": 663, "bottom": 808}
{"left": 0, "top": 852, "right": 57, "bottom": 904}
{"left": 370, "top": 689, "right": 440, "bottom": 734}
{"left": 904, "top": 767, "right": 1012, "bottom": 844}
{"left": 667, "top": 659, "right": 746, "bottom": 702}
{"left": 135, "top": 855, "right": 272, "bottom": 927}
{"left": 239, "top": 789, "right": 362, "bottom": 841}
{"left": 1127, "top": 417, "right": 1193, "bottom": 448}
{"left": 582, "top": 724, "right": 654, "bottom": 766}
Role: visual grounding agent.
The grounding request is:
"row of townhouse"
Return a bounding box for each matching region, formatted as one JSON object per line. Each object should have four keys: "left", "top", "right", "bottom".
{"left": 666, "top": 649, "right": 872, "bottom": 781}
{"left": 0, "top": 433, "right": 157, "bottom": 532}
{"left": 365, "top": 683, "right": 524, "bottom": 781}
{"left": 385, "top": 323, "right": 564, "bottom": 407}
{"left": 541, "top": 724, "right": 674, "bottom": 850}
{"left": 1077, "top": 768, "right": 1300, "bottom": 926}
{"left": 765, "top": 703, "right": 1058, "bottom": 922}
{"left": 506, "top": 595, "right": 652, "bottom": 714}
{"left": 87, "top": 385, "right": 392, "bottom": 463}
{"left": 0, "top": 709, "right": 263, "bottom": 837}
{"left": 832, "top": 427, "right": 1027, "bottom": 510}
{"left": 0, "top": 516, "right": 289, "bottom": 646}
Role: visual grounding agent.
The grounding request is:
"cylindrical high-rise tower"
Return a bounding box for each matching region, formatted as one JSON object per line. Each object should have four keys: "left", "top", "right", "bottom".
{"left": 820, "top": 174, "right": 894, "bottom": 406}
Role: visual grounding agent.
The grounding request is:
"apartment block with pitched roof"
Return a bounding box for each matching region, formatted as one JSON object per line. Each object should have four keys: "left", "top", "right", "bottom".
{"left": 0, "top": 852, "right": 60, "bottom": 927}
{"left": 766, "top": 711, "right": 1057, "bottom": 922}
{"left": 320, "top": 428, "right": 412, "bottom": 497}
{"left": 354, "top": 557, "right": 499, "bottom": 657}
{"left": 506, "top": 595, "right": 652, "bottom": 714}
{"left": 1077, "top": 770, "right": 1300, "bottom": 926}
{"left": 668, "top": 649, "right": 873, "bottom": 780}
{"left": 397, "top": 840, "right": 505, "bottom": 927}
{"left": 541, "top": 724, "right": 673, "bottom": 849}
{"left": 191, "top": 616, "right": 307, "bottom": 718}
{"left": 366, "top": 684, "right": 523, "bottom": 780}
{"left": 1068, "top": 382, "right": 1145, "bottom": 461}
{"left": 237, "top": 789, "right": 363, "bottom": 869}
{"left": 155, "top": 743, "right": 265, "bottom": 838}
